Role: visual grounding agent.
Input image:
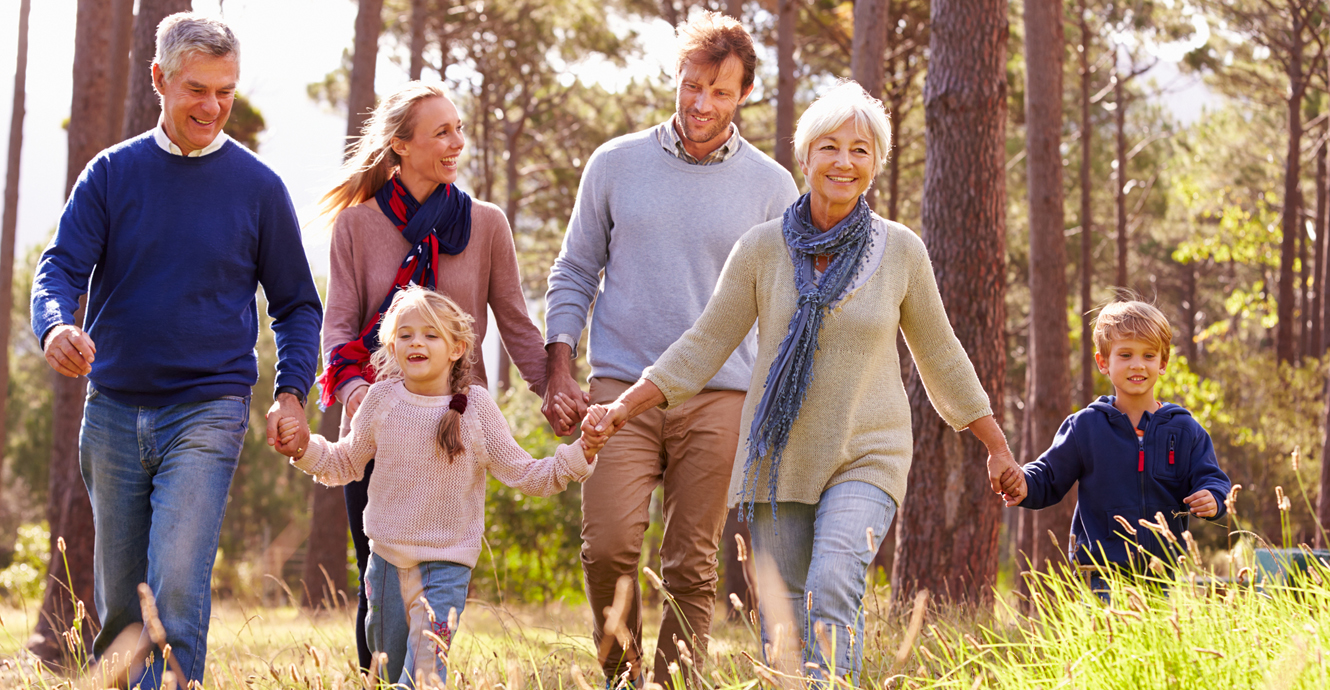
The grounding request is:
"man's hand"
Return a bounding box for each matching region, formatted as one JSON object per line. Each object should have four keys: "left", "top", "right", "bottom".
{"left": 345, "top": 383, "right": 370, "bottom": 420}
{"left": 1184, "top": 490, "right": 1218, "bottom": 518}
{"left": 44, "top": 324, "right": 97, "bottom": 378}
{"left": 267, "top": 393, "right": 309, "bottom": 457}
{"left": 542, "top": 342, "right": 589, "bottom": 436}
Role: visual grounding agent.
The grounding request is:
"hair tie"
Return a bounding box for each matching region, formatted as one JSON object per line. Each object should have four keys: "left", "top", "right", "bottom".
{"left": 449, "top": 391, "right": 468, "bottom": 415}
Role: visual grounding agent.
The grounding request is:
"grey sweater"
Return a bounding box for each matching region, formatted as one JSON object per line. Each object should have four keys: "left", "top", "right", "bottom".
{"left": 545, "top": 124, "right": 799, "bottom": 388}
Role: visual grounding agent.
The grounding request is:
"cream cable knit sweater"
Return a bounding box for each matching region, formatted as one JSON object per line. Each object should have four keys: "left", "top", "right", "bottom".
{"left": 644, "top": 215, "right": 992, "bottom": 508}
{"left": 293, "top": 381, "right": 592, "bottom": 568}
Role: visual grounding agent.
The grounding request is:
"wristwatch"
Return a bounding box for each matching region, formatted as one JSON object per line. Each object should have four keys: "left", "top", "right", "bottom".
{"left": 275, "top": 385, "right": 307, "bottom": 408}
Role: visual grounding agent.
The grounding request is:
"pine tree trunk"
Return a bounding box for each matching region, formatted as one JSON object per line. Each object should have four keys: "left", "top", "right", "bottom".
{"left": 107, "top": 0, "right": 134, "bottom": 144}
{"left": 409, "top": 0, "right": 427, "bottom": 81}
{"left": 891, "top": 0, "right": 1008, "bottom": 604}
{"left": 851, "top": 0, "right": 888, "bottom": 210}
{"left": 302, "top": 404, "right": 348, "bottom": 609}
{"left": 122, "top": 0, "right": 193, "bottom": 139}
{"left": 0, "top": 0, "right": 31, "bottom": 533}
{"left": 347, "top": 0, "right": 385, "bottom": 152}
{"left": 1078, "top": 0, "right": 1094, "bottom": 405}
{"left": 1277, "top": 28, "right": 1305, "bottom": 365}
{"left": 1298, "top": 214, "right": 1308, "bottom": 361}
{"left": 1312, "top": 134, "right": 1326, "bottom": 356}
{"left": 775, "top": 0, "right": 796, "bottom": 172}
{"left": 1114, "top": 65, "right": 1127, "bottom": 290}
{"left": 30, "top": 0, "right": 118, "bottom": 664}
{"left": 1022, "top": 0, "right": 1074, "bottom": 574}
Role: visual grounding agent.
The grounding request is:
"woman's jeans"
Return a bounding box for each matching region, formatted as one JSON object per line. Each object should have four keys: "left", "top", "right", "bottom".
{"left": 80, "top": 385, "right": 249, "bottom": 690}
{"left": 749, "top": 481, "right": 896, "bottom": 685}
{"left": 345, "top": 460, "right": 375, "bottom": 670}
{"left": 364, "top": 552, "right": 471, "bottom": 688}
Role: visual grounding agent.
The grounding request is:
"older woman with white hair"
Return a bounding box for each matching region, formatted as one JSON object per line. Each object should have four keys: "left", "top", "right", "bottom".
{"left": 584, "top": 81, "right": 1022, "bottom": 683}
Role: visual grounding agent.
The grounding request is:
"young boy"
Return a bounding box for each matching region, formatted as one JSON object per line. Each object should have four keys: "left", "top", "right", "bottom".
{"left": 1015, "top": 301, "right": 1231, "bottom": 573}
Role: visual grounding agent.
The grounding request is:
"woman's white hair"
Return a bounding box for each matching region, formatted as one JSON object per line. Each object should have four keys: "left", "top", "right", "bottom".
{"left": 792, "top": 80, "right": 891, "bottom": 177}
{"left": 154, "top": 13, "right": 240, "bottom": 81}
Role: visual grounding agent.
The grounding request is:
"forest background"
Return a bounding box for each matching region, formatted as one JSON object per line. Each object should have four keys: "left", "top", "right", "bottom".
{"left": 1, "top": 0, "right": 1329, "bottom": 666}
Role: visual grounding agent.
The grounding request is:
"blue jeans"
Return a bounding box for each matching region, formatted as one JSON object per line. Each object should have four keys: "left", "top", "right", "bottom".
{"left": 80, "top": 384, "right": 249, "bottom": 689}
{"left": 749, "top": 481, "right": 896, "bottom": 685}
{"left": 365, "top": 552, "right": 471, "bottom": 688}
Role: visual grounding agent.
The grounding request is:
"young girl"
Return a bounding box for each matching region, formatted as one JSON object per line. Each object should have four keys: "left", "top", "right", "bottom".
{"left": 278, "top": 286, "right": 603, "bottom": 687}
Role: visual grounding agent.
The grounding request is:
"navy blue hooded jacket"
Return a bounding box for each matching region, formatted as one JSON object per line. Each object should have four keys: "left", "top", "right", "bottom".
{"left": 1020, "top": 396, "right": 1231, "bottom": 568}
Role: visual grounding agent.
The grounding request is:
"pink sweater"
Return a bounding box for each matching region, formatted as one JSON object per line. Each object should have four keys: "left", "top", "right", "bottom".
{"left": 323, "top": 201, "right": 548, "bottom": 430}
{"left": 293, "top": 382, "right": 592, "bottom": 568}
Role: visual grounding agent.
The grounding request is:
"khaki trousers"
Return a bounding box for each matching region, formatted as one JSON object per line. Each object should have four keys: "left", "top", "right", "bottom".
{"left": 582, "top": 377, "right": 744, "bottom": 685}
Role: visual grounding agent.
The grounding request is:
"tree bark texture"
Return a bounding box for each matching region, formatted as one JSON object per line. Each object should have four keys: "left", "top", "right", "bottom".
{"left": 1298, "top": 213, "right": 1308, "bottom": 361}
{"left": 409, "top": 0, "right": 427, "bottom": 80}
{"left": 347, "top": 0, "right": 385, "bottom": 150}
{"left": 851, "top": 0, "right": 888, "bottom": 210}
{"left": 1277, "top": 21, "right": 1305, "bottom": 365}
{"left": 1078, "top": 0, "right": 1094, "bottom": 405}
{"left": 0, "top": 0, "right": 31, "bottom": 511}
{"left": 107, "top": 0, "right": 134, "bottom": 145}
{"left": 775, "top": 0, "right": 796, "bottom": 172}
{"left": 891, "top": 0, "right": 1008, "bottom": 604}
{"left": 122, "top": 0, "right": 193, "bottom": 140}
{"left": 1114, "top": 66, "right": 1127, "bottom": 290}
{"left": 1313, "top": 134, "right": 1326, "bottom": 356}
{"left": 1022, "top": 0, "right": 1074, "bottom": 574}
{"left": 32, "top": 0, "right": 118, "bottom": 662}
{"left": 302, "top": 404, "right": 348, "bottom": 609}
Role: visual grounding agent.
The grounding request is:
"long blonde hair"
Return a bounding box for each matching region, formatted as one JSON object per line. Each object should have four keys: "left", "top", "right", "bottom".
{"left": 318, "top": 82, "right": 454, "bottom": 220}
{"left": 370, "top": 287, "right": 476, "bottom": 461}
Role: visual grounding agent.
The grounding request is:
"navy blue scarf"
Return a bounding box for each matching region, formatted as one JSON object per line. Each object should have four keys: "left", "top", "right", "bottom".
{"left": 739, "top": 194, "right": 875, "bottom": 522}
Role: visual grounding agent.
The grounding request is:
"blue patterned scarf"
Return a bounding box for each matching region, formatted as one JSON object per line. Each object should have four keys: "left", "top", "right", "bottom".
{"left": 739, "top": 194, "right": 875, "bottom": 522}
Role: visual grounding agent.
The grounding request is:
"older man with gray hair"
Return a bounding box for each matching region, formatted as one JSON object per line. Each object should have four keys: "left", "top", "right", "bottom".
{"left": 30, "top": 13, "right": 321, "bottom": 688}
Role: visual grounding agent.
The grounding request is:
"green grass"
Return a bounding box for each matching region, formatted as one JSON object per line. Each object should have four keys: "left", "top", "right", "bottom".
{"left": 3, "top": 555, "right": 1330, "bottom": 688}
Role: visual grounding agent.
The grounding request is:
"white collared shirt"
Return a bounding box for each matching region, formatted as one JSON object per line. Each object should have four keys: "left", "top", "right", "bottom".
{"left": 153, "top": 122, "right": 230, "bottom": 157}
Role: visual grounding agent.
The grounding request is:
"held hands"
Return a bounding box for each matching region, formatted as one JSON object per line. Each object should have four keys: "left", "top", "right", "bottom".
{"left": 266, "top": 393, "right": 309, "bottom": 458}
{"left": 987, "top": 448, "right": 1027, "bottom": 507}
{"left": 44, "top": 324, "right": 97, "bottom": 377}
{"left": 542, "top": 372, "right": 590, "bottom": 436}
{"left": 1184, "top": 489, "right": 1218, "bottom": 518}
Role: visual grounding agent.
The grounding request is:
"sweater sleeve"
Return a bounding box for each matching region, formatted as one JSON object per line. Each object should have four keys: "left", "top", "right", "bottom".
{"left": 32, "top": 155, "right": 109, "bottom": 347}
{"left": 544, "top": 147, "right": 611, "bottom": 349}
{"left": 323, "top": 208, "right": 372, "bottom": 402}
{"left": 644, "top": 230, "right": 759, "bottom": 408}
{"left": 484, "top": 208, "right": 549, "bottom": 396}
{"left": 897, "top": 232, "right": 993, "bottom": 430}
{"left": 292, "top": 383, "right": 386, "bottom": 485}
{"left": 256, "top": 180, "right": 323, "bottom": 396}
{"left": 1020, "top": 415, "right": 1085, "bottom": 510}
{"left": 1185, "top": 423, "right": 1231, "bottom": 521}
{"left": 472, "top": 387, "right": 590, "bottom": 496}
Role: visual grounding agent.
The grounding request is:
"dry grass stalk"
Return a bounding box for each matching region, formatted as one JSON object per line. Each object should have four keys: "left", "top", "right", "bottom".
{"left": 598, "top": 575, "right": 633, "bottom": 667}
{"left": 570, "top": 664, "right": 595, "bottom": 690}
{"left": 892, "top": 589, "right": 929, "bottom": 672}
{"left": 1113, "top": 515, "right": 1137, "bottom": 537}
{"left": 1225, "top": 484, "right": 1242, "bottom": 519}
{"left": 752, "top": 550, "right": 801, "bottom": 682}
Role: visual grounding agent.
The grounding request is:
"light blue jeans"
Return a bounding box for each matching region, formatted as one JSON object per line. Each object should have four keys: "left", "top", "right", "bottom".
{"left": 80, "top": 384, "right": 249, "bottom": 689}
{"left": 365, "top": 552, "right": 471, "bottom": 688}
{"left": 749, "top": 481, "right": 896, "bottom": 685}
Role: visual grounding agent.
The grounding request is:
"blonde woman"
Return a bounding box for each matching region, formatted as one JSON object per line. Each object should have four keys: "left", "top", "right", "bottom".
{"left": 316, "top": 82, "right": 549, "bottom": 671}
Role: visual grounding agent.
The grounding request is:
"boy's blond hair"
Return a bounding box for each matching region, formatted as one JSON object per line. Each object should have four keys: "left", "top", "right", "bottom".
{"left": 1093, "top": 300, "right": 1173, "bottom": 365}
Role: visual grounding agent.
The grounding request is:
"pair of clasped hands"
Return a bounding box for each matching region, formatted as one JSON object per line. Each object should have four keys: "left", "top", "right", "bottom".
{"left": 549, "top": 392, "right": 625, "bottom": 459}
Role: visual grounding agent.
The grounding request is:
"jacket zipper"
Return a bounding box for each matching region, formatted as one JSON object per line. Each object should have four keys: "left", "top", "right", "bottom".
{"left": 1169, "top": 434, "right": 1176, "bottom": 465}
{"left": 1137, "top": 435, "right": 1145, "bottom": 472}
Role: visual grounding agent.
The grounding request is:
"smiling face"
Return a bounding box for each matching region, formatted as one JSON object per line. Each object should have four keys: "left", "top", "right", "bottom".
{"left": 392, "top": 96, "right": 465, "bottom": 196}
{"left": 389, "top": 308, "right": 467, "bottom": 397}
{"left": 1095, "top": 338, "right": 1167, "bottom": 402}
{"left": 674, "top": 55, "right": 752, "bottom": 160}
{"left": 153, "top": 51, "right": 238, "bottom": 155}
{"left": 799, "top": 117, "right": 876, "bottom": 229}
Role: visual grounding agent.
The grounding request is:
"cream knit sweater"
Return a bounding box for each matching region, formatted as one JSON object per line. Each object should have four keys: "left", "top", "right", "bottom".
{"left": 293, "top": 381, "right": 592, "bottom": 568}
{"left": 643, "top": 215, "right": 992, "bottom": 508}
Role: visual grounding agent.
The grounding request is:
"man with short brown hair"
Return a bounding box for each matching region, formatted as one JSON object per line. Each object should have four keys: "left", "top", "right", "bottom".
{"left": 542, "top": 11, "right": 798, "bottom": 686}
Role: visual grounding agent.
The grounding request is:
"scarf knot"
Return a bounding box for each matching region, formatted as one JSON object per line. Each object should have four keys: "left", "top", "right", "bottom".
{"left": 738, "top": 194, "right": 875, "bottom": 523}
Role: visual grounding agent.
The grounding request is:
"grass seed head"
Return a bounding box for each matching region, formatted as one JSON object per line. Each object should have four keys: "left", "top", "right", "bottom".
{"left": 1113, "top": 514, "right": 1137, "bottom": 536}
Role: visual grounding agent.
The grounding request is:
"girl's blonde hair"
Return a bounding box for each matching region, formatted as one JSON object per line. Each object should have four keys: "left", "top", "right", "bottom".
{"left": 317, "top": 82, "right": 454, "bottom": 220}
{"left": 370, "top": 286, "right": 476, "bottom": 461}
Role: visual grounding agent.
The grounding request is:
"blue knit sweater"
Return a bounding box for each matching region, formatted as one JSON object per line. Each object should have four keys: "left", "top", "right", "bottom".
{"left": 1020, "top": 397, "right": 1232, "bottom": 568}
{"left": 31, "top": 133, "right": 322, "bottom": 407}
